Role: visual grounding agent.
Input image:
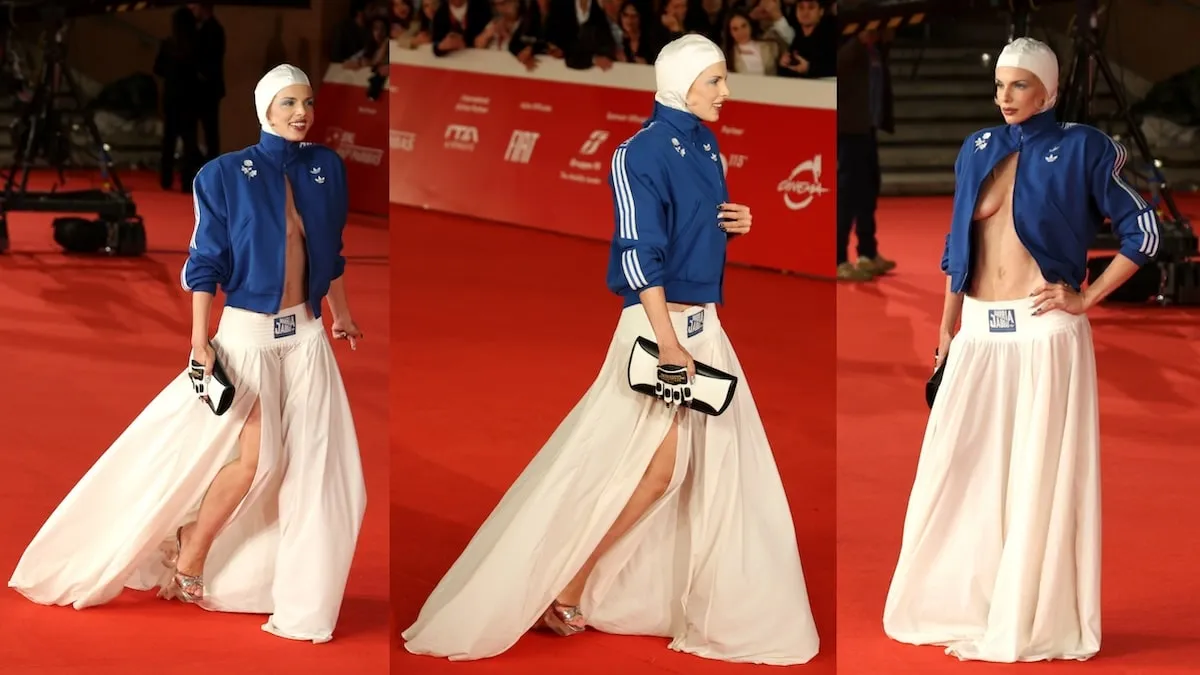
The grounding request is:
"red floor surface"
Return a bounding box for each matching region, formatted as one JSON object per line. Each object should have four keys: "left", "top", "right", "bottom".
{"left": 837, "top": 196, "right": 1200, "bottom": 674}
{"left": 391, "top": 206, "right": 837, "bottom": 674}
{"left": 0, "top": 172, "right": 390, "bottom": 674}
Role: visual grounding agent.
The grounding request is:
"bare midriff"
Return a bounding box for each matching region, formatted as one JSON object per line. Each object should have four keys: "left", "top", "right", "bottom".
{"left": 667, "top": 301, "right": 703, "bottom": 311}
{"left": 279, "top": 177, "right": 309, "bottom": 311}
{"left": 968, "top": 151, "right": 1047, "bottom": 301}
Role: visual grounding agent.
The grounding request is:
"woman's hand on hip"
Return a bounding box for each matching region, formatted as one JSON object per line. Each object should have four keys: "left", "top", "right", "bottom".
{"left": 332, "top": 317, "right": 364, "bottom": 350}
{"left": 719, "top": 203, "right": 752, "bottom": 235}
{"left": 1030, "top": 282, "right": 1087, "bottom": 316}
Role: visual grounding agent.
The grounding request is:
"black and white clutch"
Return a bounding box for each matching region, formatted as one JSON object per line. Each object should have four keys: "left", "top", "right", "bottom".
{"left": 627, "top": 337, "right": 738, "bottom": 416}
{"left": 189, "top": 353, "right": 236, "bottom": 416}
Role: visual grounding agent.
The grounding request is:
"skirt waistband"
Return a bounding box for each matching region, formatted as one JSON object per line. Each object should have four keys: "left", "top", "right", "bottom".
{"left": 216, "top": 303, "right": 323, "bottom": 346}
{"left": 617, "top": 303, "right": 720, "bottom": 345}
{"left": 959, "top": 296, "right": 1086, "bottom": 339}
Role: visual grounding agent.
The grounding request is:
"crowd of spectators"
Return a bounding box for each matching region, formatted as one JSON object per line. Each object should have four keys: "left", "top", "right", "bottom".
{"left": 389, "top": 0, "right": 837, "bottom": 79}
{"left": 333, "top": 0, "right": 395, "bottom": 71}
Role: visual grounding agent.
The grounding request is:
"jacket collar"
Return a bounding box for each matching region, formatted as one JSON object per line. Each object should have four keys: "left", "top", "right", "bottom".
{"left": 1008, "top": 108, "right": 1059, "bottom": 141}
{"left": 650, "top": 101, "right": 704, "bottom": 144}
{"left": 256, "top": 129, "right": 304, "bottom": 166}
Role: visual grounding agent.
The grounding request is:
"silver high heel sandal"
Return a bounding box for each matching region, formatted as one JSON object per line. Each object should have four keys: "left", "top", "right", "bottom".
{"left": 538, "top": 601, "right": 586, "bottom": 636}
{"left": 158, "top": 526, "right": 205, "bottom": 604}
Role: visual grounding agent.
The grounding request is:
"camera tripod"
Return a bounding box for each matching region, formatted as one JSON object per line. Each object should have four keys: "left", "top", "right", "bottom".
{"left": 1012, "top": 0, "right": 1199, "bottom": 304}
{"left": 0, "top": 5, "right": 144, "bottom": 255}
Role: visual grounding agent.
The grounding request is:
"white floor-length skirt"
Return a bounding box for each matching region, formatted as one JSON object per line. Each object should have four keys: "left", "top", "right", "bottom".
{"left": 9, "top": 304, "right": 368, "bottom": 644}
{"left": 402, "top": 303, "right": 819, "bottom": 665}
{"left": 883, "top": 296, "right": 1101, "bottom": 662}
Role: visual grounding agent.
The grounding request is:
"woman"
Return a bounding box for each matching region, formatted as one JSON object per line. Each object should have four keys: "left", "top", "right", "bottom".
{"left": 615, "top": 0, "right": 658, "bottom": 64}
{"left": 393, "top": 0, "right": 422, "bottom": 46}
{"left": 8, "top": 65, "right": 369, "bottom": 645}
{"left": 345, "top": 14, "right": 391, "bottom": 69}
{"left": 402, "top": 34, "right": 819, "bottom": 665}
{"left": 723, "top": 10, "right": 779, "bottom": 76}
{"left": 882, "top": 38, "right": 1160, "bottom": 663}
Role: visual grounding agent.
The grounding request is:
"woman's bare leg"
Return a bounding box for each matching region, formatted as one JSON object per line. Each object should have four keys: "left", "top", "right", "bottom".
{"left": 553, "top": 417, "right": 681, "bottom": 625}
{"left": 176, "top": 397, "right": 263, "bottom": 586}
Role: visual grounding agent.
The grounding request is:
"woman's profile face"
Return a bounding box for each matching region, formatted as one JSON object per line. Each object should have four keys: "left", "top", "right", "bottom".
{"left": 729, "top": 15, "right": 752, "bottom": 45}
{"left": 686, "top": 61, "right": 731, "bottom": 123}
{"left": 267, "top": 84, "right": 315, "bottom": 142}
{"left": 994, "top": 66, "right": 1047, "bottom": 125}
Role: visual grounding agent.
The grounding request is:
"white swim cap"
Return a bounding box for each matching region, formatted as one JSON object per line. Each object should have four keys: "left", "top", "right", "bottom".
{"left": 255, "top": 64, "right": 311, "bottom": 136}
{"left": 995, "top": 37, "right": 1059, "bottom": 112}
{"left": 654, "top": 33, "right": 726, "bottom": 115}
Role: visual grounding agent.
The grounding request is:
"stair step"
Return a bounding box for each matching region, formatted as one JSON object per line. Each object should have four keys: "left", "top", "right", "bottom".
{"left": 880, "top": 144, "right": 961, "bottom": 169}
{"left": 889, "top": 45, "right": 1007, "bottom": 62}
{"left": 881, "top": 172, "right": 1200, "bottom": 197}
{"left": 893, "top": 77, "right": 1117, "bottom": 98}
{"left": 878, "top": 157, "right": 1200, "bottom": 193}
{"left": 892, "top": 78, "right": 993, "bottom": 97}
{"left": 884, "top": 119, "right": 1139, "bottom": 144}
{"left": 889, "top": 58, "right": 995, "bottom": 79}
{"left": 893, "top": 96, "right": 1124, "bottom": 120}
{"left": 881, "top": 170, "right": 956, "bottom": 196}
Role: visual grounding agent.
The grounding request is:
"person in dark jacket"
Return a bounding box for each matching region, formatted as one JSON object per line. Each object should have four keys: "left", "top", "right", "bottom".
{"left": 155, "top": 9, "right": 202, "bottom": 192}
{"left": 836, "top": 25, "right": 897, "bottom": 281}
{"left": 779, "top": 0, "right": 836, "bottom": 79}
{"left": 187, "top": 3, "right": 226, "bottom": 162}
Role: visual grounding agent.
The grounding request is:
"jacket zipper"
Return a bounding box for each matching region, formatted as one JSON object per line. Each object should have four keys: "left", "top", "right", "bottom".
{"left": 277, "top": 160, "right": 315, "bottom": 315}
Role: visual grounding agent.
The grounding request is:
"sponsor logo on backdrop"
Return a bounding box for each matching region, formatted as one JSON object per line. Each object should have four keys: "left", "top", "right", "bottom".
{"left": 579, "top": 130, "right": 609, "bottom": 156}
{"left": 504, "top": 130, "right": 540, "bottom": 164}
{"left": 325, "top": 128, "right": 384, "bottom": 166}
{"left": 779, "top": 155, "right": 829, "bottom": 210}
{"left": 444, "top": 124, "right": 479, "bottom": 151}
{"left": 392, "top": 130, "right": 415, "bottom": 152}
{"left": 562, "top": 130, "right": 609, "bottom": 184}
{"left": 519, "top": 101, "right": 554, "bottom": 113}
{"left": 720, "top": 126, "right": 744, "bottom": 136}
{"left": 718, "top": 152, "right": 747, "bottom": 177}
{"left": 605, "top": 112, "right": 648, "bottom": 125}
{"left": 455, "top": 95, "right": 490, "bottom": 115}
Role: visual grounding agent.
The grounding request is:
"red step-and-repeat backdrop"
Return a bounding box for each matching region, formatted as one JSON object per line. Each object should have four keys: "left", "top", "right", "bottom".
{"left": 389, "top": 45, "right": 836, "bottom": 277}
{"left": 308, "top": 64, "right": 389, "bottom": 217}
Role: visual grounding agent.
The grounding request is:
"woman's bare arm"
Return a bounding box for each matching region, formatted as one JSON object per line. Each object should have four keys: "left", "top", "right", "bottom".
{"left": 939, "top": 276, "right": 964, "bottom": 338}
{"left": 192, "top": 291, "right": 215, "bottom": 346}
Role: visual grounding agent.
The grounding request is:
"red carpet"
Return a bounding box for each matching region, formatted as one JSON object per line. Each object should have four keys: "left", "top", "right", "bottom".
{"left": 0, "top": 173, "right": 390, "bottom": 674}
{"left": 391, "top": 205, "right": 836, "bottom": 674}
{"left": 837, "top": 196, "right": 1200, "bottom": 673}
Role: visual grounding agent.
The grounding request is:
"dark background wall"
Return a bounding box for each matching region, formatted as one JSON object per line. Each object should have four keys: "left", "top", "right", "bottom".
{"left": 1037, "top": 0, "right": 1200, "bottom": 84}
{"left": 62, "top": 0, "right": 351, "bottom": 151}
